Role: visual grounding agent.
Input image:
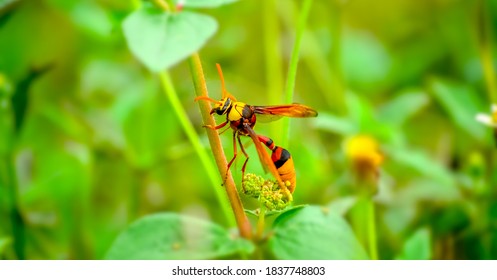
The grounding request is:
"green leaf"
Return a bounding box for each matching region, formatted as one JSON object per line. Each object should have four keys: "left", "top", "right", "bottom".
{"left": 122, "top": 7, "right": 217, "bottom": 72}
{"left": 106, "top": 213, "right": 254, "bottom": 260}
{"left": 396, "top": 228, "right": 432, "bottom": 260}
{"left": 386, "top": 146, "right": 455, "bottom": 187}
{"left": 327, "top": 196, "right": 358, "bottom": 216}
{"left": 0, "top": 0, "right": 16, "bottom": 8}
{"left": 173, "top": 0, "right": 238, "bottom": 8}
{"left": 312, "top": 112, "right": 357, "bottom": 136}
{"left": 0, "top": 74, "right": 14, "bottom": 155}
{"left": 268, "top": 205, "right": 368, "bottom": 260}
{"left": 341, "top": 32, "right": 391, "bottom": 91}
{"left": 378, "top": 90, "right": 429, "bottom": 126}
{"left": 397, "top": 179, "right": 460, "bottom": 203}
{"left": 346, "top": 93, "right": 375, "bottom": 126}
{"left": 428, "top": 78, "right": 485, "bottom": 140}
{"left": 122, "top": 89, "right": 178, "bottom": 169}
{"left": 0, "top": 237, "right": 11, "bottom": 257}
{"left": 71, "top": 1, "right": 113, "bottom": 36}
{"left": 244, "top": 204, "right": 307, "bottom": 218}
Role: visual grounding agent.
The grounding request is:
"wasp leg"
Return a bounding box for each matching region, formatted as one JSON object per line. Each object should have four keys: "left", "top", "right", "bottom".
{"left": 218, "top": 125, "right": 231, "bottom": 135}
{"left": 238, "top": 134, "right": 250, "bottom": 192}
{"left": 203, "top": 120, "right": 229, "bottom": 131}
{"left": 223, "top": 131, "right": 238, "bottom": 185}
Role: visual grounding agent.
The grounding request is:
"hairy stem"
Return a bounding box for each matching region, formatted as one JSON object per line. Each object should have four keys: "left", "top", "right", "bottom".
{"left": 149, "top": 0, "right": 236, "bottom": 227}
{"left": 189, "top": 54, "right": 252, "bottom": 239}
{"left": 159, "top": 72, "right": 235, "bottom": 227}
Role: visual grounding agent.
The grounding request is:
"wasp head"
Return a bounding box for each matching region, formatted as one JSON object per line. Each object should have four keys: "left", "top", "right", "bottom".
{"left": 210, "top": 97, "right": 232, "bottom": 115}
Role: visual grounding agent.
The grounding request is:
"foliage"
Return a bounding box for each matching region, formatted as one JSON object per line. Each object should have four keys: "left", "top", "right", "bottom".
{"left": 396, "top": 228, "right": 432, "bottom": 260}
{"left": 123, "top": 6, "right": 217, "bottom": 72}
{"left": 268, "top": 206, "right": 368, "bottom": 260}
{"left": 106, "top": 213, "right": 253, "bottom": 260}
{"left": 1, "top": 0, "right": 497, "bottom": 260}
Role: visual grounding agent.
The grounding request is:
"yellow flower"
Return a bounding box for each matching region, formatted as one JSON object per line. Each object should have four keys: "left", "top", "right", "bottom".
{"left": 344, "top": 135, "right": 383, "bottom": 184}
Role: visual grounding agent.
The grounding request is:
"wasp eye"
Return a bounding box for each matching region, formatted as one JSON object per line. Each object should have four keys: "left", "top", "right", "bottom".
{"left": 213, "top": 98, "right": 231, "bottom": 115}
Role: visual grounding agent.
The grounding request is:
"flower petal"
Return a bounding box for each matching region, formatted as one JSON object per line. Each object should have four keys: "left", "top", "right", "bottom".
{"left": 476, "top": 113, "right": 497, "bottom": 127}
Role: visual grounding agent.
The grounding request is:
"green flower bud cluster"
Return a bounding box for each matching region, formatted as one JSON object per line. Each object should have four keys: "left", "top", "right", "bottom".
{"left": 242, "top": 173, "right": 266, "bottom": 197}
{"left": 242, "top": 173, "right": 290, "bottom": 211}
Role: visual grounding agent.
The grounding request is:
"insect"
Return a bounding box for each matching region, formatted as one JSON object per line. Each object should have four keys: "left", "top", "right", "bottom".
{"left": 257, "top": 135, "right": 296, "bottom": 193}
{"left": 195, "top": 64, "right": 317, "bottom": 194}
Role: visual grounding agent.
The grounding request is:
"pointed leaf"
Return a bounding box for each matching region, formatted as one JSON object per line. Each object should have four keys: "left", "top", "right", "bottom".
{"left": 327, "top": 196, "right": 358, "bottom": 216}
{"left": 313, "top": 112, "right": 357, "bottom": 136}
{"left": 429, "top": 78, "right": 485, "bottom": 140}
{"left": 122, "top": 7, "right": 217, "bottom": 72}
{"left": 378, "top": 91, "right": 429, "bottom": 126}
{"left": 386, "top": 146, "right": 455, "bottom": 187}
{"left": 268, "top": 206, "right": 368, "bottom": 260}
{"left": 106, "top": 213, "right": 254, "bottom": 259}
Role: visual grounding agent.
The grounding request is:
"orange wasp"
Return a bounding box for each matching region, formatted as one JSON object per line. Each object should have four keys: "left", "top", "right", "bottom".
{"left": 195, "top": 64, "right": 317, "bottom": 194}
{"left": 257, "top": 135, "right": 296, "bottom": 193}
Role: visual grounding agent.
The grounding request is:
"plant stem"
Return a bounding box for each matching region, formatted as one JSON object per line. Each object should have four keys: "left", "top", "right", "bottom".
{"left": 255, "top": 206, "right": 266, "bottom": 240}
{"left": 478, "top": 0, "right": 497, "bottom": 104}
{"left": 284, "top": 0, "right": 313, "bottom": 104}
{"left": 159, "top": 71, "right": 236, "bottom": 228}
{"left": 263, "top": 0, "right": 284, "bottom": 143}
{"left": 366, "top": 198, "right": 378, "bottom": 260}
{"left": 0, "top": 80, "right": 24, "bottom": 259}
{"left": 476, "top": 0, "right": 497, "bottom": 189}
{"left": 281, "top": 0, "right": 313, "bottom": 147}
{"left": 329, "top": 1, "right": 346, "bottom": 114}
{"left": 278, "top": 1, "right": 345, "bottom": 113}
{"left": 189, "top": 54, "right": 252, "bottom": 239}
{"left": 150, "top": 0, "right": 237, "bottom": 227}
{"left": 153, "top": 0, "right": 171, "bottom": 11}
{"left": 130, "top": 0, "right": 141, "bottom": 9}
{"left": 1, "top": 155, "right": 24, "bottom": 259}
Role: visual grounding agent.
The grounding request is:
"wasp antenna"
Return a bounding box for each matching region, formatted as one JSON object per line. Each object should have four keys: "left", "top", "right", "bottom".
{"left": 216, "top": 63, "right": 229, "bottom": 98}
{"left": 227, "top": 93, "right": 237, "bottom": 102}
{"left": 194, "top": 96, "right": 218, "bottom": 103}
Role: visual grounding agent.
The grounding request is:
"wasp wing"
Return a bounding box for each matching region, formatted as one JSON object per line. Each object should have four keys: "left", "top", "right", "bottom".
{"left": 253, "top": 103, "right": 318, "bottom": 119}
{"left": 254, "top": 114, "right": 283, "bottom": 123}
{"left": 242, "top": 123, "right": 289, "bottom": 194}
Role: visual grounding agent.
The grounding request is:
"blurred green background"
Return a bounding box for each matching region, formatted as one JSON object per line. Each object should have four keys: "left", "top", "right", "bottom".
{"left": 1, "top": 0, "right": 497, "bottom": 259}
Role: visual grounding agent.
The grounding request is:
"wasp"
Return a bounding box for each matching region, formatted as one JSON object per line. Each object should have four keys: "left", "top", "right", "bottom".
{"left": 257, "top": 135, "right": 296, "bottom": 193}
{"left": 195, "top": 64, "right": 317, "bottom": 194}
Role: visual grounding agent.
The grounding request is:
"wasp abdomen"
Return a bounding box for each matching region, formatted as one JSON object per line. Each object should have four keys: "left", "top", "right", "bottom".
{"left": 273, "top": 148, "right": 291, "bottom": 168}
